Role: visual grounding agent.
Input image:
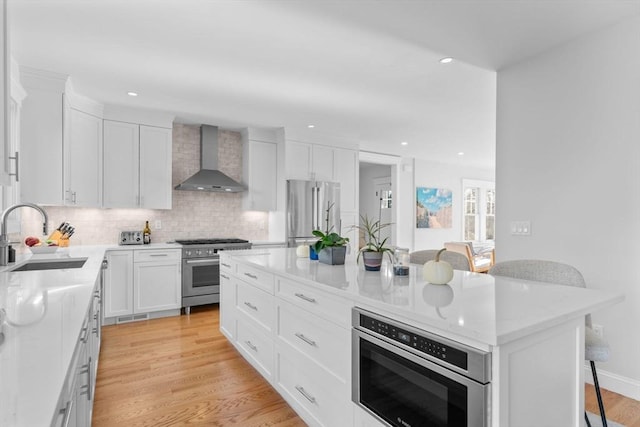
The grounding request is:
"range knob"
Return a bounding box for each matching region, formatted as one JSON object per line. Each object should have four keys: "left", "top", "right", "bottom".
{"left": 185, "top": 250, "right": 192, "bottom": 257}
{"left": 195, "top": 249, "right": 202, "bottom": 256}
{"left": 207, "top": 249, "right": 215, "bottom": 256}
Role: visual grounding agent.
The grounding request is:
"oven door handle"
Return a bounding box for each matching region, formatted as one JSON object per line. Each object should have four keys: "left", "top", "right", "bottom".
{"left": 185, "top": 258, "right": 220, "bottom": 265}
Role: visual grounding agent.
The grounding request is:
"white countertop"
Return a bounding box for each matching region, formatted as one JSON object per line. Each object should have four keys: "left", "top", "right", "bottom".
{"left": 222, "top": 248, "right": 624, "bottom": 348}
{"left": 0, "top": 245, "right": 108, "bottom": 427}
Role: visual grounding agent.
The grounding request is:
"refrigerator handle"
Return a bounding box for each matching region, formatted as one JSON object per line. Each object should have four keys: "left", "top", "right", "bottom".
{"left": 316, "top": 185, "right": 322, "bottom": 231}
{"left": 311, "top": 186, "right": 317, "bottom": 231}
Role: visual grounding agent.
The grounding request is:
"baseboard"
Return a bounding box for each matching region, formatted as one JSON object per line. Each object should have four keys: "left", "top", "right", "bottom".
{"left": 585, "top": 362, "right": 640, "bottom": 401}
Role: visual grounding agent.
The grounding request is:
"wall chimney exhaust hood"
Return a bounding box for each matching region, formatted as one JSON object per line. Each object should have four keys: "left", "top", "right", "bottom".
{"left": 175, "top": 125, "right": 246, "bottom": 193}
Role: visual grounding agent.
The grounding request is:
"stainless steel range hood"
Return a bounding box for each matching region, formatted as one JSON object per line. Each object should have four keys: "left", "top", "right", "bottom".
{"left": 175, "top": 125, "right": 246, "bottom": 193}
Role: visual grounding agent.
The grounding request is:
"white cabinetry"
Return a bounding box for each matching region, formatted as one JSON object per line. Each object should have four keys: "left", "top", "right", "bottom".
{"left": 285, "top": 140, "right": 358, "bottom": 214}
{"left": 19, "top": 68, "right": 66, "bottom": 205}
{"left": 133, "top": 249, "right": 182, "bottom": 313}
{"left": 103, "top": 120, "right": 172, "bottom": 209}
{"left": 219, "top": 253, "right": 352, "bottom": 427}
{"left": 64, "top": 102, "right": 103, "bottom": 206}
{"left": 103, "top": 248, "right": 181, "bottom": 324}
{"left": 53, "top": 277, "right": 102, "bottom": 427}
{"left": 242, "top": 128, "right": 278, "bottom": 211}
{"left": 0, "top": 0, "right": 10, "bottom": 186}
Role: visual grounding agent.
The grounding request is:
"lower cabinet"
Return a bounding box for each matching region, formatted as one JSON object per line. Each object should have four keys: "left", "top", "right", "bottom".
{"left": 219, "top": 254, "right": 352, "bottom": 427}
{"left": 103, "top": 248, "right": 181, "bottom": 324}
{"left": 52, "top": 277, "right": 102, "bottom": 427}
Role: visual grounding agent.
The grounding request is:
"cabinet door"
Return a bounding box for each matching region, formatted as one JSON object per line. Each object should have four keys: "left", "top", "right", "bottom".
{"left": 285, "top": 141, "right": 312, "bottom": 180}
{"left": 103, "top": 120, "right": 139, "bottom": 208}
{"left": 103, "top": 251, "right": 134, "bottom": 318}
{"left": 133, "top": 258, "right": 181, "bottom": 313}
{"left": 0, "top": 2, "right": 9, "bottom": 186}
{"left": 19, "top": 84, "right": 64, "bottom": 205}
{"left": 65, "top": 107, "right": 103, "bottom": 206}
{"left": 219, "top": 269, "right": 236, "bottom": 340}
{"left": 333, "top": 148, "right": 358, "bottom": 213}
{"left": 311, "top": 145, "right": 334, "bottom": 181}
{"left": 244, "top": 140, "right": 277, "bottom": 211}
{"left": 139, "top": 125, "right": 172, "bottom": 209}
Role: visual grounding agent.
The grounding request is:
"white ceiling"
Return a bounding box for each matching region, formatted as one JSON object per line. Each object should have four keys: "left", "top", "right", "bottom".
{"left": 9, "top": 0, "right": 640, "bottom": 169}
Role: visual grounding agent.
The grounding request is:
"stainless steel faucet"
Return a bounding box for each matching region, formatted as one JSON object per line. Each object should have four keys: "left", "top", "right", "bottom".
{"left": 0, "top": 203, "right": 49, "bottom": 266}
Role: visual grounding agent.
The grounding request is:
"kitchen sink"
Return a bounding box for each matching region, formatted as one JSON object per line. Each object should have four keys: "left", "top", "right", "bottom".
{"left": 10, "top": 257, "right": 88, "bottom": 272}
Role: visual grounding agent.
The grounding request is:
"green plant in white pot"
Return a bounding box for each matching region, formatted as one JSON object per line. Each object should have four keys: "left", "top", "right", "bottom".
{"left": 353, "top": 214, "right": 393, "bottom": 271}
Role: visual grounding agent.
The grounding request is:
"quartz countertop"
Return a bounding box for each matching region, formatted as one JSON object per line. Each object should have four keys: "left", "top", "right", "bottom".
{"left": 221, "top": 248, "right": 624, "bottom": 348}
{"left": 0, "top": 245, "right": 108, "bottom": 427}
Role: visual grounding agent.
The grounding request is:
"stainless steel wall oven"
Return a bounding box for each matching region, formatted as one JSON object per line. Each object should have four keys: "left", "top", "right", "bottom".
{"left": 177, "top": 238, "right": 251, "bottom": 313}
{"left": 353, "top": 307, "right": 491, "bottom": 427}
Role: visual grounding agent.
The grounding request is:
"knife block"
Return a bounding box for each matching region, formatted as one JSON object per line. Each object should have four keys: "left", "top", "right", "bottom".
{"left": 58, "top": 237, "right": 69, "bottom": 247}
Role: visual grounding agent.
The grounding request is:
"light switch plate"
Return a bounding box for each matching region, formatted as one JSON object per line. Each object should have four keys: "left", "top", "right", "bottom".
{"left": 510, "top": 221, "right": 531, "bottom": 236}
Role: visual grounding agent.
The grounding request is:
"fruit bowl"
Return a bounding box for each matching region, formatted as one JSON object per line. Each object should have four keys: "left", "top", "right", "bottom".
{"left": 28, "top": 246, "right": 59, "bottom": 254}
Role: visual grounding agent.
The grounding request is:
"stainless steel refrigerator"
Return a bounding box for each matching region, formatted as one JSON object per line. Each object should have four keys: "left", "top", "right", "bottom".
{"left": 286, "top": 179, "right": 341, "bottom": 247}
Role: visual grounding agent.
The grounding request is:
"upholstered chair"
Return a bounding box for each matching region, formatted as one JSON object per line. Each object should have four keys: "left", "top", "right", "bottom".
{"left": 488, "top": 260, "right": 610, "bottom": 427}
{"left": 409, "top": 249, "right": 471, "bottom": 271}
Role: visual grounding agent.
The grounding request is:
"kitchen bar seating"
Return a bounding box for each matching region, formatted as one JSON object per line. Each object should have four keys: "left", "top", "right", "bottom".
{"left": 409, "top": 249, "right": 471, "bottom": 270}
{"left": 488, "top": 259, "right": 610, "bottom": 427}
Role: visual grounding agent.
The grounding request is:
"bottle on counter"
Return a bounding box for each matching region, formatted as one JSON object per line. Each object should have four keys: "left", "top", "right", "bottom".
{"left": 143, "top": 221, "right": 151, "bottom": 244}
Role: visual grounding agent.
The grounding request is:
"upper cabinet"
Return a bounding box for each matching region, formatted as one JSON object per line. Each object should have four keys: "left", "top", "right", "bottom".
{"left": 104, "top": 120, "right": 172, "bottom": 209}
{"left": 285, "top": 140, "right": 358, "bottom": 213}
{"left": 19, "top": 67, "right": 66, "bottom": 205}
{"left": 19, "top": 69, "right": 174, "bottom": 209}
{"left": 242, "top": 128, "right": 279, "bottom": 211}
{"left": 64, "top": 90, "right": 104, "bottom": 207}
{"left": 0, "top": 0, "right": 10, "bottom": 187}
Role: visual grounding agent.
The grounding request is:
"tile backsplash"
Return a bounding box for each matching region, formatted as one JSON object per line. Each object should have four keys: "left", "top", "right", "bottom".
{"left": 14, "top": 124, "right": 269, "bottom": 249}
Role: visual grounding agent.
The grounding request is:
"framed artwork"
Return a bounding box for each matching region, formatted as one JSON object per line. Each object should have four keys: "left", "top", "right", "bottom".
{"left": 416, "top": 187, "right": 452, "bottom": 228}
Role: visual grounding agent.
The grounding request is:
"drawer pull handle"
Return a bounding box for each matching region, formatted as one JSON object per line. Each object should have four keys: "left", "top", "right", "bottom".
{"left": 244, "top": 301, "right": 258, "bottom": 311}
{"left": 295, "top": 385, "right": 317, "bottom": 404}
{"left": 220, "top": 273, "right": 230, "bottom": 280}
{"left": 244, "top": 272, "right": 258, "bottom": 280}
{"left": 245, "top": 340, "right": 258, "bottom": 352}
{"left": 294, "top": 293, "right": 316, "bottom": 303}
{"left": 221, "top": 262, "right": 231, "bottom": 268}
{"left": 295, "top": 332, "right": 317, "bottom": 347}
{"left": 59, "top": 399, "right": 74, "bottom": 427}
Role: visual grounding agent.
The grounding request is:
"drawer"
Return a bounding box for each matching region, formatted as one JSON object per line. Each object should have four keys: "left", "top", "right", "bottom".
{"left": 277, "top": 300, "right": 350, "bottom": 381}
{"left": 277, "top": 278, "right": 352, "bottom": 327}
{"left": 219, "top": 256, "right": 235, "bottom": 273}
{"left": 236, "top": 318, "right": 274, "bottom": 380}
{"left": 236, "top": 281, "right": 274, "bottom": 333}
{"left": 237, "top": 263, "right": 274, "bottom": 294}
{"left": 133, "top": 249, "right": 181, "bottom": 263}
{"left": 276, "top": 350, "right": 352, "bottom": 427}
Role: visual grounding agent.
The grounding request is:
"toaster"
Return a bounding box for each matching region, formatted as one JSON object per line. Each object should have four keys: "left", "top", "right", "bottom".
{"left": 119, "top": 230, "right": 144, "bottom": 245}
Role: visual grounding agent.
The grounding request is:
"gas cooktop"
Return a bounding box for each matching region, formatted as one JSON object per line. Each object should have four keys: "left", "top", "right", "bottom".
{"left": 175, "top": 238, "right": 249, "bottom": 245}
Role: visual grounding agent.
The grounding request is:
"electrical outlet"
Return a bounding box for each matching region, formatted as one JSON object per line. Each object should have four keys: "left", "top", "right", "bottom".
{"left": 155, "top": 220, "right": 162, "bottom": 230}
{"left": 593, "top": 324, "right": 604, "bottom": 339}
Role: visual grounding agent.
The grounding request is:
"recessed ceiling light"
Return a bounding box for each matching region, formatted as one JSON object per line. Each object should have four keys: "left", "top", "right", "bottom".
{"left": 458, "top": 152, "right": 465, "bottom": 156}
{"left": 440, "top": 57, "right": 453, "bottom": 64}
{"left": 307, "top": 124, "right": 315, "bottom": 129}
{"left": 127, "top": 91, "right": 138, "bottom": 97}
{"left": 400, "top": 141, "right": 408, "bottom": 146}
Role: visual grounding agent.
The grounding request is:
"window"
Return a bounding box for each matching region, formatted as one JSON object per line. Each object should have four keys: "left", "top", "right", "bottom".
{"left": 462, "top": 180, "right": 495, "bottom": 242}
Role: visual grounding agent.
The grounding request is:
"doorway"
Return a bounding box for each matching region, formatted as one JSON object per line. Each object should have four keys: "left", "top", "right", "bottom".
{"left": 359, "top": 162, "right": 394, "bottom": 248}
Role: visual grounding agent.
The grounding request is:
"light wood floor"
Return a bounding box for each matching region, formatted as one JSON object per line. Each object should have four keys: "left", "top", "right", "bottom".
{"left": 92, "top": 305, "right": 306, "bottom": 427}
{"left": 93, "top": 305, "right": 639, "bottom": 426}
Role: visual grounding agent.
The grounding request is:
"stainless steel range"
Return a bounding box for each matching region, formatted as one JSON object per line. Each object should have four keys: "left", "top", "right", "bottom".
{"left": 176, "top": 238, "right": 251, "bottom": 314}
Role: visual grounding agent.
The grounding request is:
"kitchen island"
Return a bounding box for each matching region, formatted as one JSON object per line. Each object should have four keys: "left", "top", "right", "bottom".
{"left": 0, "top": 245, "right": 107, "bottom": 427}
{"left": 220, "top": 248, "right": 624, "bottom": 427}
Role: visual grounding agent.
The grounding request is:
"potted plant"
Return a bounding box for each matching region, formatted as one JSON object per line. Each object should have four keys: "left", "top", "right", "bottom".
{"left": 312, "top": 201, "right": 349, "bottom": 265}
{"left": 353, "top": 214, "right": 393, "bottom": 271}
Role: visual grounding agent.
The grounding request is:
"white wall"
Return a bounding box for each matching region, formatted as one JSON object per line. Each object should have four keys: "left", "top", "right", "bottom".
{"left": 496, "top": 16, "right": 640, "bottom": 399}
{"left": 413, "top": 159, "right": 493, "bottom": 250}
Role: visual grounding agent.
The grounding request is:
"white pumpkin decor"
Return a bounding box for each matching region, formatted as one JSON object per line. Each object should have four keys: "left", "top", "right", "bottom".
{"left": 296, "top": 244, "right": 310, "bottom": 258}
{"left": 422, "top": 248, "right": 454, "bottom": 285}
